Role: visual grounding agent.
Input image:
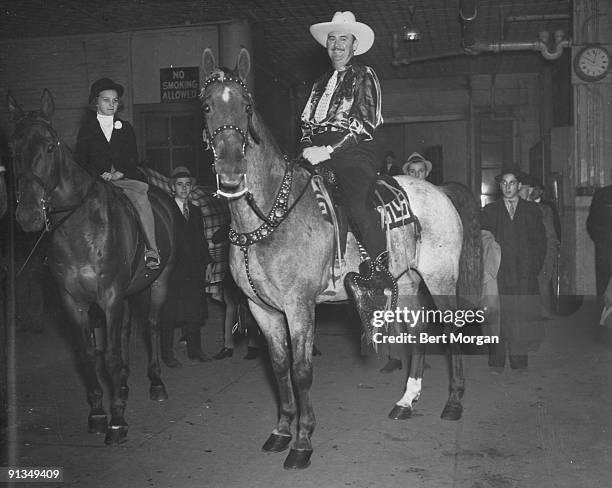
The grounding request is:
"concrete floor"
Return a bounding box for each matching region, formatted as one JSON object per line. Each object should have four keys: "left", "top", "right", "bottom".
{"left": 2, "top": 298, "right": 611, "bottom": 488}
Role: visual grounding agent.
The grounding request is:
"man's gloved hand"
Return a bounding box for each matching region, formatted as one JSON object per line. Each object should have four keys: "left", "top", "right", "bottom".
{"left": 302, "top": 146, "right": 332, "bottom": 166}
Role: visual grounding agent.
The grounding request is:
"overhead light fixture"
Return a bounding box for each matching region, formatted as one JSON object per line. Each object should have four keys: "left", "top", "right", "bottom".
{"left": 402, "top": 6, "right": 421, "bottom": 42}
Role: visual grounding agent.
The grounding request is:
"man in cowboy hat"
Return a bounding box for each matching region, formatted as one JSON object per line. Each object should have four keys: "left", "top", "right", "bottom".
{"left": 481, "top": 165, "right": 546, "bottom": 372}
{"left": 300, "top": 11, "right": 394, "bottom": 324}
{"left": 403, "top": 152, "right": 432, "bottom": 180}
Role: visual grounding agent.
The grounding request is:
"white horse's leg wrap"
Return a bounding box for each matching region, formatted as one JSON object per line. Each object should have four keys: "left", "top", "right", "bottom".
{"left": 396, "top": 377, "right": 422, "bottom": 407}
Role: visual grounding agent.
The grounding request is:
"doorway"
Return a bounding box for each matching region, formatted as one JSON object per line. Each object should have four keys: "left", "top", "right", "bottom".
{"left": 134, "top": 102, "right": 214, "bottom": 185}
{"left": 476, "top": 113, "right": 515, "bottom": 207}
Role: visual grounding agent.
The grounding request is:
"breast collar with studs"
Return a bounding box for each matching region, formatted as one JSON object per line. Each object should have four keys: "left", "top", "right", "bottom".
{"left": 228, "top": 161, "right": 294, "bottom": 248}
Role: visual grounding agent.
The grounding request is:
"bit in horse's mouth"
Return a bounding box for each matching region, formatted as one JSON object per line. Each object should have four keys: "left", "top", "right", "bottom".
{"left": 216, "top": 173, "right": 249, "bottom": 198}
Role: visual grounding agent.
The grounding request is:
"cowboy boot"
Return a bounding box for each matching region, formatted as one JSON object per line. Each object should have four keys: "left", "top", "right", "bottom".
{"left": 345, "top": 251, "right": 398, "bottom": 345}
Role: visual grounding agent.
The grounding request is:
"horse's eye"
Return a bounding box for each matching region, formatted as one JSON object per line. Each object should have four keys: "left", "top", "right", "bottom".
{"left": 203, "top": 104, "right": 211, "bottom": 113}
{"left": 47, "top": 143, "right": 56, "bottom": 153}
{"left": 245, "top": 104, "right": 252, "bottom": 113}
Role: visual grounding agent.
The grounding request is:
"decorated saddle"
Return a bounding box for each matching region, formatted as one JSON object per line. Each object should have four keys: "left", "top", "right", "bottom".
{"left": 311, "top": 169, "right": 421, "bottom": 263}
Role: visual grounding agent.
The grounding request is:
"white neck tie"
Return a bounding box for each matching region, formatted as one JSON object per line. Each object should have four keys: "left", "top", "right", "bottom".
{"left": 314, "top": 70, "right": 338, "bottom": 123}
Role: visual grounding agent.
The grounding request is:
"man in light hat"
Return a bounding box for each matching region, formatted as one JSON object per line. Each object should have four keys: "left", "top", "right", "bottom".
{"left": 403, "top": 152, "right": 432, "bottom": 180}
{"left": 159, "top": 166, "right": 212, "bottom": 366}
{"left": 300, "top": 11, "right": 394, "bottom": 322}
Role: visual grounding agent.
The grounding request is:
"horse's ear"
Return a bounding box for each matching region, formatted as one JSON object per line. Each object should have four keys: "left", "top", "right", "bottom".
{"left": 236, "top": 48, "right": 251, "bottom": 81}
{"left": 7, "top": 92, "right": 24, "bottom": 121}
{"left": 202, "top": 48, "right": 216, "bottom": 79}
{"left": 41, "top": 89, "right": 55, "bottom": 120}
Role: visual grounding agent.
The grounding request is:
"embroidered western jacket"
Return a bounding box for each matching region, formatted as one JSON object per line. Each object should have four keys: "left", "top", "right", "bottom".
{"left": 300, "top": 63, "right": 383, "bottom": 154}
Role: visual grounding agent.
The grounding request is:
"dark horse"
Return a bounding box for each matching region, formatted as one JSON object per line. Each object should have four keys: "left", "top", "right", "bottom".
{"left": 201, "top": 48, "right": 481, "bottom": 469}
{"left": 7, "top": 90, "right": 175, "bottom": 444}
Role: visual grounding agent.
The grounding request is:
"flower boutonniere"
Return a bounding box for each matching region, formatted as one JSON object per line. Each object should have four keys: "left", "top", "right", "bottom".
{"left": 114, "top": 120, "right": 122, "bottom": 130}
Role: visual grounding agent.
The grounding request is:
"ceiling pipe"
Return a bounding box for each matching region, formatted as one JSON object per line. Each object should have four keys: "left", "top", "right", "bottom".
{"left": 391, "top": 0, "right": 571, "bottom": 67}
{"left": 459, "top": 0, "right": 478, "bottom": 49}
{"left": 466, "top": 30, "right": 571, "bottom": 61}
{"left": 504, "top": 14, "right": 570, "bottom": 23}
{"left": 459, "top": 0, "right": 571, "bottom": 61}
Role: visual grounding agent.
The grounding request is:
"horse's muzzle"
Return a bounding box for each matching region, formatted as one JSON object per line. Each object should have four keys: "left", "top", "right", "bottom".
{"left": 16, "top": 206, "right": 44, "bottom": 232}
{"left": 218, "top": 174, "right": 244, "bottom": 189}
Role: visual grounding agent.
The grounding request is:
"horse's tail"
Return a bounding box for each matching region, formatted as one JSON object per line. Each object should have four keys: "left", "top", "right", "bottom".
{"left": 439, "top": 182, "right": 482, "bottom": 305}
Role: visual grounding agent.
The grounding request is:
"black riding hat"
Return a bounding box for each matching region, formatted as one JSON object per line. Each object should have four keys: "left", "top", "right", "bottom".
{"left": 89, "top": 78, "right": 124, "bottom": 103}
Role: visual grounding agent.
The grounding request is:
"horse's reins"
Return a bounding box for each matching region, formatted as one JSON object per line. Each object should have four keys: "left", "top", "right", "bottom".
{"left": 14, "top": 117, "right": 97, "bottom": 276}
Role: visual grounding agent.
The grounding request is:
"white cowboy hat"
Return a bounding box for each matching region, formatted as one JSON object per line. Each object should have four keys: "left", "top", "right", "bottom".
{"left": 310, "top": 11, "right": 375, "bottom": 56}
{"left": 402, "top": 152, "right": 432, "bottom": 175}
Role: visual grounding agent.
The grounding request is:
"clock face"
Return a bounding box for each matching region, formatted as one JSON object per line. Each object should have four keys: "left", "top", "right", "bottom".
{"left": 574, "top": 45, "right": 610, "bottom": 82}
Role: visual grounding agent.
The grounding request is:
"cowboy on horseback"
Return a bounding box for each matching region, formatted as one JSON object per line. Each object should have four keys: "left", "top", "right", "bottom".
{"left": 75, "top": 78, "right": 161, "bottom": 269}
{"left": 300, "top": 11, "right": 395, "bottom": 319}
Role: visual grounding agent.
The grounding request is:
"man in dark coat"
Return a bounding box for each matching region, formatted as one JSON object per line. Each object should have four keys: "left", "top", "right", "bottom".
{"left": 160, "top": 166, "right": 212, "bottom": 366}
{"left": 586, "top": 184, "right": 612, "bottom": 296}
{"left": 481, "top": 166, "right": 546, "bottom": 371}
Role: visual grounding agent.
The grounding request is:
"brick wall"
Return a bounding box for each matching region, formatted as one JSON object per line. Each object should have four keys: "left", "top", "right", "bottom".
{"left": 0, "top": 33, "right": 131, "bottom": 150}
{"left": 0, "top": 25, "right": 220, "bottom": 151}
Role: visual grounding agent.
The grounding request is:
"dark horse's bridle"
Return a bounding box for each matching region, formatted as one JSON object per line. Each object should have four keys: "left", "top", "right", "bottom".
{"left": 200, "top": 71, "right": 313, "bottom": 304}
{"left": 12, "top": 115, "right": 95, "bottom": 231}
{"left": 12, "top": 115, "right": 96, "bottom": 274}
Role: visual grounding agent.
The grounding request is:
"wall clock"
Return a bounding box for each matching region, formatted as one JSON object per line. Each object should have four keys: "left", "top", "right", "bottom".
{"left": 574, "top": 44, "right": 610, "bottom": 82}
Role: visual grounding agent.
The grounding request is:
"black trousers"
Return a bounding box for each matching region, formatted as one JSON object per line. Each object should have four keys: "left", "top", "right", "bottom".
{"left": 161, "top": 320, "right": 203, "bottom": 358}
{"left": 488, "top": 294, "right": 541, "bottom": 369}
{"left": 594, "top": 242, "right": 612, "bottom": 296}
{"left": 311, "top": 134, "right": 386, "bottom": 258}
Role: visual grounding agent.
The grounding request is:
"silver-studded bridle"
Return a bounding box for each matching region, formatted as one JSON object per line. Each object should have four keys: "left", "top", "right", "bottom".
{"left": 200, "top": 70, "right": 261, "bottom": 198}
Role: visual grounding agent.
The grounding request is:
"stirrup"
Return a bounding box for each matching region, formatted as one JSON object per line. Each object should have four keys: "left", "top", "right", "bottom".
{"left": 344, "top": 251, "right": 398, "bottom": 345}
{"left": 145, "top": 249, "right": 161, "bottom": 269}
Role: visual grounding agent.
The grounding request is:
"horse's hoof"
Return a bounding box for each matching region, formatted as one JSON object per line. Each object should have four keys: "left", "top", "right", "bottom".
{"left": 119, "top": 386, "right": 129, "bottom": 400}
{"left": 262, "top": 433, "right": 292, "bottom": 452}
{"left": 283, "top": 449, "right": 312, "bottom": 470}
{"left": 388, "top": 404, "right": 412, "bottom": 420}
{"left": 440, "top": 401, "right": 463, "bottom": 421}
{"left": 149, "top": 384, "right": 168, "bottom": 402}
{"left": 88, "top": 414, "right": 108, "bottom": 434}
{"left": 104, "top": 425, "right": 128, "bottom": 445}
